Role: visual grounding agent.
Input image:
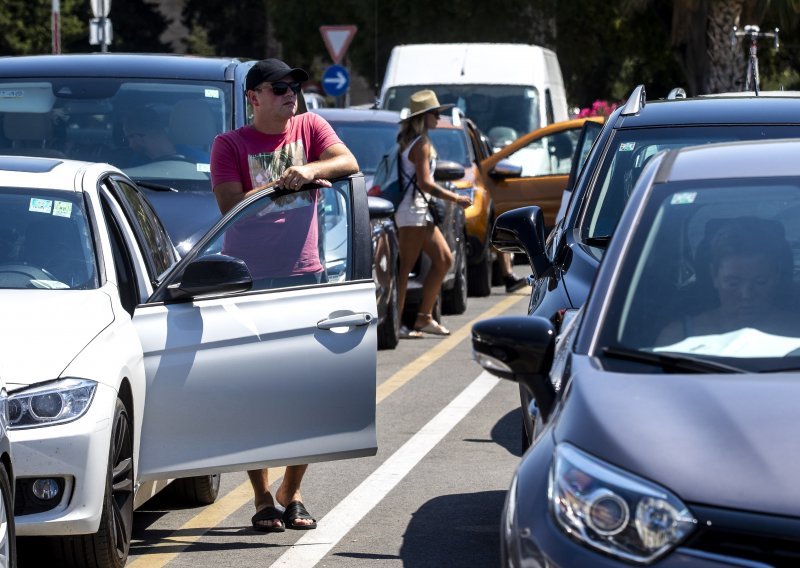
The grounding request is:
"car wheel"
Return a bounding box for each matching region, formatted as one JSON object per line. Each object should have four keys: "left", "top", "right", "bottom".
{"left": 442, "top": 235, "right": 468, "bottom": 314}
{"left": 467, "top": 246, "right": 492, "bottom": 297}
{"left": 377, "top": 275, "right": 400, "bottom": 350}
{"left": 55, "top": 399, "right": 133, "bottom": 568}
{"left": 0, "top": 464, "right": 16, "bottom": 568}
{"left": 166, "top": 474, "right": 221, "bottom": 506}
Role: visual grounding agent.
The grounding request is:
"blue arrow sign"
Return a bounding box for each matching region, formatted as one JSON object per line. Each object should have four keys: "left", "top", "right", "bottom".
{"left": 321, "top": 64, "right": 350, "bottom": 97}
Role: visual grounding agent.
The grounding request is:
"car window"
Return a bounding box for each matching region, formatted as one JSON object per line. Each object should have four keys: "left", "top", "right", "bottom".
{"left": 582, "top": 125, "right": 800, "bottom": 240}
{"left": 189, "top": 182, "right": 353, "bottom": 290}
{"left": 100, "top": 194, "right": 140, "bottom": 314}
{"left": 0, "top": 78, "right": 231, "bottom": 192}
{"left": 109, "top": 179, "right": 177, "bottom": 278}
{"left": 504, "top": 128, "right": 581, "bottom": 177}
{"left": 429, "top": 128, "right": 472, "bottom": 167}
{"left": 327, "top": 122, "right": 397, "bottom": 174}
{"left": 0, "top": 188, "right": 97, "bottom": 290}
{"left": 603, "top": 178, "right": 800, "bottom": 368}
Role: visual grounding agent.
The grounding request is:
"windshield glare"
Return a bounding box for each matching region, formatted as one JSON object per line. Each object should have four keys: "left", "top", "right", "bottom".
{"left": 383, "top": 85, "right": 539, "bottom": 141}
{"left": 583, "top": 125, "right": 800, "bottom": 240}
{"left": 0, "top": 189, "right": 97, "bottom": 290}
{"left": 604, "top": 179, "right": 800, "bottom": 367}
{"left": 0, "top": 79, "right": 231, "bottom": 189}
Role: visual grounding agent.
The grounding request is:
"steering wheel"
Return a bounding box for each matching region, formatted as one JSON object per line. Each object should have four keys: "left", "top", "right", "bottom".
{"left": 0, "top": 264, "right": 61, "bottom": 288}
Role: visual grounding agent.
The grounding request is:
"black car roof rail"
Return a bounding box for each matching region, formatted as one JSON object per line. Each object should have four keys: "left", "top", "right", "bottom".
{"left": 667, "top": 87, "right": 687, "bottom": 99}
{"left": 621, "top": 84, "right": 646, "bottom": 115}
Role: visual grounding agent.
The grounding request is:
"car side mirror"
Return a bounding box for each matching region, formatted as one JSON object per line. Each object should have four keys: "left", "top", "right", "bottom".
{"left": 433, "top": 160, "right": 465, "bottom": 182}
{"left": 489, "top": 158, "right": 522, "bottom": 179}
{"left": 168, "top": 254, "right": 252, "bottom": 300}
{"left": 491, "top": 206, "right": 552, "bottom": 277}
{"left": 472, "top": 315, "right": 557, "bottom": 421}
{"left": 368, "top": 195, "right": 395, "bottom": 219}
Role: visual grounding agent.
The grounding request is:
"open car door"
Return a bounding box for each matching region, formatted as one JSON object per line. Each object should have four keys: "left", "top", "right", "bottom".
{"left": 479, "top": 117, "right": 604, "bottom": 229}
{"left": 133, "top": 176, "right": 378, "bottom": 481}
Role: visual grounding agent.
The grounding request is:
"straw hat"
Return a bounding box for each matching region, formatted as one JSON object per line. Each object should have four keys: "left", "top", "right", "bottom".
{"left": 401, "top": 89, "right": 454, "bottom": 120}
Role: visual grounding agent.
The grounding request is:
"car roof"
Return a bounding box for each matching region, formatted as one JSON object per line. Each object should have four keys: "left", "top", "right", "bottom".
{"left": 616, "top": 94, "right": 800, "bottom": 128}
{"left": 314, "top": 108, "right": 401, "bottom": 124}
{"left": 660, "top": 138, "right": 800, "bottom": 183}
{"left": 0, "top": 53, "right": 244, "bottom": 81}
{"left": 0, "top": 156, "right": 105, "bottom": 191}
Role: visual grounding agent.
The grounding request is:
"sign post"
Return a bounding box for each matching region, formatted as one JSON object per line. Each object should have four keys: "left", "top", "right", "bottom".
{"left": 89, "top": 0, "right": 112, "bottom": 52}
{"left": 51, "top": 0, "right": 60, "bottom": 54}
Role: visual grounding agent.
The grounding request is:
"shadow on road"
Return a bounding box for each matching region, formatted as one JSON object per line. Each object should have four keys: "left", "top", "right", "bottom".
{"left": 400, "top": 490, "right": 505, "bottom": 567}
{"left": 463, "top": 406, "right": 523, "bottom": 459}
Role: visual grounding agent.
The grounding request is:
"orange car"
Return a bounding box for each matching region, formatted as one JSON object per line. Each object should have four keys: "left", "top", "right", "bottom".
{"left": 478, "top": 116, "right": 605, "bottom": 229}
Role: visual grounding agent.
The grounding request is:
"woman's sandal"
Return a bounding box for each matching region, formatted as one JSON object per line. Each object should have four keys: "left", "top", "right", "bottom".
{"left": 414, "top": 314, "right": 450, "bottom": 336}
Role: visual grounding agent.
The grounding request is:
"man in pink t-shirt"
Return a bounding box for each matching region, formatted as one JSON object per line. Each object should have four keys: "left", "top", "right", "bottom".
{"left": 210, "top": 58, "right": 358, "bottom": 533}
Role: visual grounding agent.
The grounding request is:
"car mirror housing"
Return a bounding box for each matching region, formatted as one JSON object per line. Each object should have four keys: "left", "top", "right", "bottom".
{"left": 472, "top": 315, "right": 557, "bottom": 420}
{"left": 368, "top": 195, "right": 395, "bottom": 219}
{"left": 433, "top": 160, "right": 466, "bottom": 182}
{"left": 489, "top": 158, "right": 522, "bottom": 179}
{"left": 491, "top": 206, "right": 552, "bottom": 277}
{"left": 168, "top": 254, "right": 252, "bottom": 300}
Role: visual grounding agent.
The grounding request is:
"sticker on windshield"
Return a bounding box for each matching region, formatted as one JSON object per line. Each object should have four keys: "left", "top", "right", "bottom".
{"left": 619, "top": 142, "right": 636, "bottom": 152}
{"left": 0, "top": 90, "right": 24, "bottom": 99}
{"left": 205, "top": 89, "right": 220, "bottom": 99}
{"left": 29, "top": 198, "right": 53, "bottom": 214}
{"left": 53, "top": 200, "right": 73, "bottom": 218}
{"left": 670, "top": 192, "right": 697, "bottom": 205}
{"left": 196, "top": 163, "right": 211, "bottom": 173}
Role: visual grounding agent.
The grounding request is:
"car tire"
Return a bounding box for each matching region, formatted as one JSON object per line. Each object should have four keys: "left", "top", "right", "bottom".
{"left": 467, "top": 247, "right": 492, "bottom": 297}
{"left": 377, "top": 275, "right": 400, "bottom": 350}
{"left": 54, "top": 399, "right": 133, "bottom": 568}
{"left": 0, "top": 464, "right": 16, "bottom": 568}
{"left": 166, "top": 474, "right": 221, "bottom": 506}
{"left": 442, "top": 235, "right": 468, "bottom": 314}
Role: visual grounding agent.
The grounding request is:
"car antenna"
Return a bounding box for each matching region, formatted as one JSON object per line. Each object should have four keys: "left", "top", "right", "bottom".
{"left": 667, "top": 87, "right": 686, "bottom": 100}
{"left": 621, "top": 85, "right": 646, "bottom": 116}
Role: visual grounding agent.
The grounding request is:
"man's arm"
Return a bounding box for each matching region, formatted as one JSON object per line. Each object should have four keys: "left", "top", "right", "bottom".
{"left": 213, "top": 181, "right": 248, "bottom": 215}
{"left": 278, "top": 143, "right": 359, "bottom": 188}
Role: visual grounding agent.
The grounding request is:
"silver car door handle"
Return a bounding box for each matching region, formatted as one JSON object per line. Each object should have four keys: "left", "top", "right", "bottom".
{"left": 317, "top": 312, "right": 374, "bottom": 330}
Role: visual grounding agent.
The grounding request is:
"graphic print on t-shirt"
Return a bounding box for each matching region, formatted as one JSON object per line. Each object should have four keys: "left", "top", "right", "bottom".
{"left": 248, "top": 139, "right": 312, "bottom": 210}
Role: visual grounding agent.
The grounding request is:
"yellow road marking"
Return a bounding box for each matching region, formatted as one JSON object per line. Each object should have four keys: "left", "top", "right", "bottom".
{"left": 129, "top": 292, "right": 526, "bottom": 567}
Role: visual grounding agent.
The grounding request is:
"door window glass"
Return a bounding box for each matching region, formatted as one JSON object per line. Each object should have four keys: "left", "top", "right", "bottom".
{"left": 505, "top": 128, "right": 581, "bottom": 177}
{"left": 191, "top": 182, "right": 352, "bottom": 290}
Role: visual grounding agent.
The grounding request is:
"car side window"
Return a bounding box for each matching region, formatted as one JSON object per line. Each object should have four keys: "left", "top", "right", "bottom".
{"left": 108, "top": 178, "right": 178, "bottom": 279}
{"left": 506, "top": 128, "right": 581, "bottom": 177}
{"left": 188, "top": 182, "right": 353, "bottom": 290}
{"left": 99, "top": 194, "right": 140, "bottom": 315}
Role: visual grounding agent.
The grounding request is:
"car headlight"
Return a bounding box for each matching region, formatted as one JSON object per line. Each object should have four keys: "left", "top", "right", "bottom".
{"left": 8, "top": 378, "right": 97, "bottom": 429}
{"left": 549, "top": 443, "right": 696, "bottom": 563}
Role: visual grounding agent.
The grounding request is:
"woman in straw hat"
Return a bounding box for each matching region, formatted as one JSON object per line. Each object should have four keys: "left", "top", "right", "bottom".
{"left": 396, "top": 89, "right": 472, "bottom": 338}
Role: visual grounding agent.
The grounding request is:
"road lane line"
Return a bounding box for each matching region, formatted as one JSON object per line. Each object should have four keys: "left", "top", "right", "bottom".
{"left": 376, "top": 292, "right": 524, "bottom": 404}
{"left": 129, "top": 292, "right": 524, "bottom": 567}
{"left": 269, "top": 372, "right": 500, "bottom": 568}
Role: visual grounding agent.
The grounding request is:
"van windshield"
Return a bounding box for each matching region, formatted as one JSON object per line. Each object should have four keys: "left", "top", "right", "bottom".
{"left": 383, "top": 85, "right": 539, "bottom": 145}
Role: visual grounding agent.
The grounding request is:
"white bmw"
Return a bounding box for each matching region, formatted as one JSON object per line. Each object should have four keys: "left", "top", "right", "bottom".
{"left": 0, "top": 156, "right": 377, "bottom": 567}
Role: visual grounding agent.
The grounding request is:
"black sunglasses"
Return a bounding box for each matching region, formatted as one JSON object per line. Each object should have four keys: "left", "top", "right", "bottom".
{"left": 264, "top": 81, "right": 302, "bottom": 96}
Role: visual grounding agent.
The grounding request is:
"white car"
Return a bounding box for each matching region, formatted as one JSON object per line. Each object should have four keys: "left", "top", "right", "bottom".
{"left": 0, "top": 156, "right": 377, "bottom": 567}
{"left": 0, "top": 376, "right": 14, "bottom": 568}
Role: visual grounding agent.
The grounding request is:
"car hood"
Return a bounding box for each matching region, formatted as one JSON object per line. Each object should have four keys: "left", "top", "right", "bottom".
{"left": 556, "top": 354, "right": 800, "bottom": 516}
{"left": 0, "top": 291, "right": 113, "bottom": 386}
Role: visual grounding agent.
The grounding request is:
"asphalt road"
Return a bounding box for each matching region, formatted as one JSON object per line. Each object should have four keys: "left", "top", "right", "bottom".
{"left": 23, "top": 272, "right": 531, "bottom": 568}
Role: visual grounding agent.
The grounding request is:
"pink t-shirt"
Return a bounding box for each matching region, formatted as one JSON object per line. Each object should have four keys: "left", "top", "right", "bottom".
{"left": 210, "top": 113, "right": 342, "bottom": 279}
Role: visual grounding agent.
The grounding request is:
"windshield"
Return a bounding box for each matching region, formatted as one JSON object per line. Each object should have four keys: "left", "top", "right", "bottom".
{"left": 601, "top": 178, "right": 800, "bottom": 369}
{"left": 582, "top": 125, "right": 800, "bottom": 240}
{"left": 429, "top": 127, "right": 471, "bottom": 167}
{"left": 0, "top": 188, "right": 97, "bottom": 290}
{"left": 327, "top": 121, "right": 397, "bottom": 174}
{"left": 0, "top": 78, "right": 231, "bottom": 189}
{"left": 383, "top": 85, "right": 539, "bottom": 142}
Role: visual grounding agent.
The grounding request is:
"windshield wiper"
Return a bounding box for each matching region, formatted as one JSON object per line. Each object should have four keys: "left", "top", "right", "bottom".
{"left": 133, "top": 180, "right": 178, "bottom": 192}
{"left": 583, "top": 235, "right": 612, "bottom": 247}
{"left": 602, "top": 346, "right": 747, "bottom": 374}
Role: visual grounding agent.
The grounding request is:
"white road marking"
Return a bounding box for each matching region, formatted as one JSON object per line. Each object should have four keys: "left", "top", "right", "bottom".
{"left": 269, "top": 371, "right": 500, "bottom": 568}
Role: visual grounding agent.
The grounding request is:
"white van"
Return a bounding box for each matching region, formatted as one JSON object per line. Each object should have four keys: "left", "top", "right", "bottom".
{"left": 379, "top": 43, "right": 569, "bottom": 147}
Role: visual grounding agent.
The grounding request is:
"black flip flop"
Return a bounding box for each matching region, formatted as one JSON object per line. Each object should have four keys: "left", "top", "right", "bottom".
{"left": 282, "top": 500, "right": 317, "bottom": 530}
{"left": 251, "top": 506, "right": 285, "bottom": 533}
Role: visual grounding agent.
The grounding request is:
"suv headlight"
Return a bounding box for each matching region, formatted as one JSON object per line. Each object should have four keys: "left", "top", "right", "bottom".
{"left": 8, "top": 378, "right": 97, "bottom": 429}
{"left": 549, "top": 443, "right": 695, "bottom": 563}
